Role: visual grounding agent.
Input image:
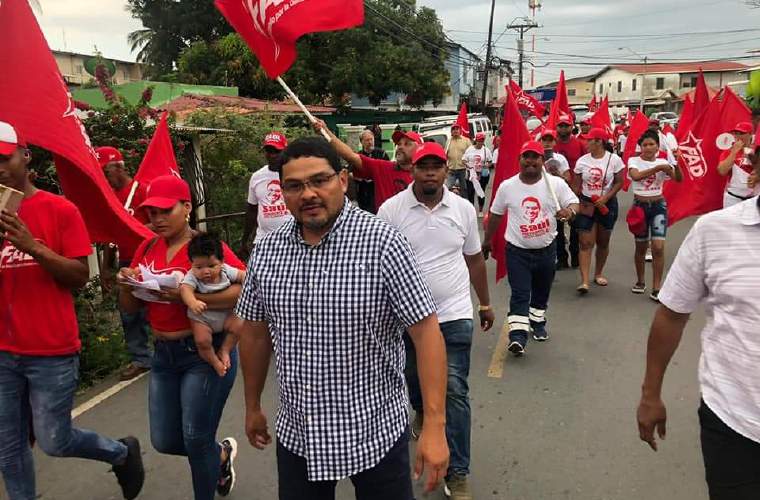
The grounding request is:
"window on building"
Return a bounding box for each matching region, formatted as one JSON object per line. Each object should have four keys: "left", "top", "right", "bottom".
{"left": 691, "top": 76, "right": 698, "bottom": 87}
{"left": 617, "top": 81, "right": 622, "bottom": 92}
{"left": 632, "top": 79, "right": 637, "bottom": 91}
{"left": 568, "top": 89, "right": 576, "bottom": 96}
{"left": 682, "top": 80, "right": 690, "bottom": 88}
{"left": 599, "top": 84, "right": 603, "bottom": 94}
{"left": 75, "top": 65, "right": 84, "bottom": 74}
{"left": 656, "top": 77, "right": 665, "bottom": 90}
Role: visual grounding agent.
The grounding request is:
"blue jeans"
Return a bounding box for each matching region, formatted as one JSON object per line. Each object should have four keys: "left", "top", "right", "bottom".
{"left": 118, "top": 259, "right": 152, "bottom": 367}
{"left": 149, "top": 334, "right": 237, "bottom": 500}
{"left": 633, "top": 199, "right": 668, "bottom": 242}
{"left": 506, "top": 242, "right": 557, "bottom": 344}
{"left": 405, "top": 319, "right": 472, "bottom": 477}
{"left": 447, "top": 169, "right": 469, "bottom": 199}
{"left": 0, "top": 352, "right": 127, "bottom": 500}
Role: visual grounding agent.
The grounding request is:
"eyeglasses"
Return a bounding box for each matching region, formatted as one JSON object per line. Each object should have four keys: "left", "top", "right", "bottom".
{"left": 281, "top": 172, "right": 339, "bottom": 195}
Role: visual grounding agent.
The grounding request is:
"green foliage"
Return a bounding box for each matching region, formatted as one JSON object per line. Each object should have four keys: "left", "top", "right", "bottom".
{"left": 746, "top": 70, "right": 760, "bottom": 109}
{"left": 75, "top": 279, "right": 130, "bottom": 388}
{"left": 184, "top": 110, "right": 310, "bottom": 244}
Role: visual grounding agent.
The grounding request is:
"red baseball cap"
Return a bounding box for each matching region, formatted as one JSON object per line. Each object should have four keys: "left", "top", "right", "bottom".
{"left": 520, "top": 140, "right": 545, "bottom": 156}
{"left": 412, "top": 142, "right": 447, "bottom": 164}
{"left": 587, "top": 128, "right": 609, "bottom": 141}
{"left": 263, "top": 132, "right": 288, "bottom": 150}
{"left": 391, "top": 130, "right": 423, "bottom": 145}
{"left": 730, "top": 121, "right": 754, "bottom": 135}
{"left": 581, "top": 115, "right": 593, "bottom": 124}
{"left": 557, "top": 113, "right": 574, "bottom": 126}
{"left": 95, "top": 146, "right": 123, "bottom": 167}
{"left": 0, "top": 121, "right": 26, "bottom": 155}
{"left": 475, "top": 132, "right": 486, "bottom": 142}
{"left": 648, "top": 118, "right": 660, "bottom": 125}
{"left": 139, "top": 175, "right": 191, "bottom": 210}
{"left": 540, "top": 129, "right": 557, "bottom": 139}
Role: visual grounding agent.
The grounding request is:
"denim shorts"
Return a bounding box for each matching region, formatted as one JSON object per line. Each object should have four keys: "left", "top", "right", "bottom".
{"left": 574, "top": 196, "right": 619, "bottom": 232}
{"left": 633, "top": 198, "right": 668, "bottom": 242}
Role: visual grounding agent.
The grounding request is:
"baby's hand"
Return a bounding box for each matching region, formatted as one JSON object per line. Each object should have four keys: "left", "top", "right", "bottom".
{"left": 189, "top": 300, "right": 207, "bottom": 315}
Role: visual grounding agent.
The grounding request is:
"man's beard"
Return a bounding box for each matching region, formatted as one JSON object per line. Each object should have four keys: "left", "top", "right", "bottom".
{"left": 302, "top": 210, "right": 340, "bottom": 232}
{"left": 421, "top": 185, "right": 439, "bottom": 196}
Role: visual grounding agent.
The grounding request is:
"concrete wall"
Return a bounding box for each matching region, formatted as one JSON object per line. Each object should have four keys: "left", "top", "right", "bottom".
{"left": 55, "top": 52, "right": 143, "bottom": 86}
{"left": 566, "top": 80, "right": 594, "bottom": 106}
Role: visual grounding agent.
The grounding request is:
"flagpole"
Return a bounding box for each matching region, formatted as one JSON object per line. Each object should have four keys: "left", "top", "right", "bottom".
{"left": 124, "top": 181, "right": 139, "bottom": 213}
{"left": 541, "top": 166, "right": 562, "bottom": 215}
{"left": 276, "top": 77, "right": 331, "bottom": 142}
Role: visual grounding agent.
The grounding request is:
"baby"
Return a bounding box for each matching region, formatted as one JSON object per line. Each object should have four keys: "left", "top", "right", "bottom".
{"left": 180, "top": 233, "right": 245, "bottom": 376}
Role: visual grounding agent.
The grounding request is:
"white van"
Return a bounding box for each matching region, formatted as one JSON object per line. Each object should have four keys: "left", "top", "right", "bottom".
{"left": 417, "top": 114, "right": 494, "bottom": 150}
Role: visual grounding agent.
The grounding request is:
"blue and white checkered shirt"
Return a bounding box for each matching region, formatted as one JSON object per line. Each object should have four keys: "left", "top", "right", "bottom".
{"left": 235, "top": 199, "right": 436, "bottom": 481}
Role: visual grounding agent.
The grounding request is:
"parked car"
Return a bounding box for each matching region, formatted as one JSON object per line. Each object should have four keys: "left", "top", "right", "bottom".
{"left": 418, "top": 114, "right": 494, "bottom": 150}
{"left": 649, "top": 111, "right": 679, "bottom": 127}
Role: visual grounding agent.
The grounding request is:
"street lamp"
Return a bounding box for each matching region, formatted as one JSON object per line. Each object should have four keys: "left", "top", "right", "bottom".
{"left": 619, "top": 47, "right": 647, "bottom": 112}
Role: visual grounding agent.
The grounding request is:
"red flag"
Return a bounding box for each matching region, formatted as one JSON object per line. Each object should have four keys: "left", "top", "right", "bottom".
{"left": 509, "top": 80, "right": 546, "bottom": 119}
{"left": 491, "top": 87, "right": 530, "bottom": 282}
{"left": 454, "top": 102, "right": 471, "bottom": 138}
{"left": 590, "top": 96, "right": 612, "bottom": 136}
{"left": 215, "top": 0, "right": 364, "bottom": 79}
{"left": 588, "top": 95, "right": 599, "bottom": 112}
{"left": 664, "top": 89, "right": 752, "bottom": 225}
{"left": 621, "top": 110, "right": 651, "bottom": 191}
{"left": 555, "top": 70, "right": 570, "bottom": 115}
{"left": 0, "top": 0, "right": 153, "bottom": 257}
{"left": 134, "top": 112, "right": 181, "bottom": 187}
{"left": 675, "top": 96, "right": 694, "bottom": 143}
{"left": 661, "top": 123, "right": 674, "bottom": 136}
{"left": 693, "top": 70, "right": 710, "bottom": 119}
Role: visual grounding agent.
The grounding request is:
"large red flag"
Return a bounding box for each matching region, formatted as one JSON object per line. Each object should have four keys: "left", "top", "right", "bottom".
{"left": 588, "top": 95, "right": 599, "bottom": 112}
{"left": 675, "top": 96, "right": 694, "bottom": 143}
{"left": 665, "top": 89, "right": 752, "bottom": 225}
{"left": 693, "top": 70, "right": 710, "bottom": 119}
{"left": 590, "top": 96, "right": 612, "bottom": 136}
{"left": 134, "top": 112, "right": 181, "bottom": 187}
{"left": 215, "top": 0, "right": 364, "bottom": 79}
{"left": 0, "top": 0, "right": 153, "bottom": 256}
{"left": 555, "top": 70, "right": 570, "bottom": 116}
{"left": 454, "top": 102, "right": 470, "bottom": 138}
{"left": 490, "top": 87, "right": 530, "bottom": 282}
{"left": 621, "top": 110, "right": 651, "bottom": 191}
{"left": 509, "top": 80, "right": 546, "bottom": 119}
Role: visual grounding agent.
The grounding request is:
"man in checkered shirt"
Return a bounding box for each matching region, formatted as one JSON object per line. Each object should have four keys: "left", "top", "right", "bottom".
{"left": 235, "top": 136, "right": 449, "bottom": 499}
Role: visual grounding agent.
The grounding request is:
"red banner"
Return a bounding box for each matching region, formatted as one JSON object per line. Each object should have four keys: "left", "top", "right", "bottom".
{"left": 454, "top": 102, "right": 470, "bottom": 138}
{"left": 509, "top": 80, "right": 546, "bottom": 119}
{"left": 134, "top": 112, "right": 181, "bottom": 186}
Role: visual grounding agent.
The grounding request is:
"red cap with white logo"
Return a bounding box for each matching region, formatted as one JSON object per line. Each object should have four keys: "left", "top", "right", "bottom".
{"left": 0, "top": 121, "right": 26, "bottom": 155}
{"left": 95, "top": 146, "right": 124, "bottom": 167}
{"left": 263, "top": 132, "right": 288, "bottom": 150}
{"left": 391, "top": 130, "right": 424, "bottom": 146}
{"left": 139, "top": 175, "right": 191, "bottom": 210}
{"left": 730, "top": 121, "right": 754, "bottom": 135}
{"left": 557, "top": 113, "right": 574, "bottom": 126}
{"left": 412, "top": 142, "right": 447, "bottom": 164}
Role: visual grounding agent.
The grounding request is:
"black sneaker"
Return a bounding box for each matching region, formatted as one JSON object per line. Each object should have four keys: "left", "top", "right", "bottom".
{"left": 532, "top": 327, "right": 549, "bottom": 342}
{"left": 507, "top": 341, "right": 525, "bottom": 357}
{"left": 217, "top": 437, "right": 238, "bottom": 496}
{"left": 112, "top": 437, "right": 144, "bottom": 500}
{"left": 649, "top": 290, "right": 660, "bottom": 303}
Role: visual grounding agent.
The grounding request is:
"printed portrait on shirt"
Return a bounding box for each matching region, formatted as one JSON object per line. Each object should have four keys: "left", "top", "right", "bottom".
{"left": 266, "top": 179, "right": 284, "bottom": 205}
{"left": 518, "top": 196, "right": 551, "bottom": 239}
{"left": 587, "top": 167, "right": 604, "bottom": 190}
{"left": 521, "top": 196, "right": 542, "bottom": 223}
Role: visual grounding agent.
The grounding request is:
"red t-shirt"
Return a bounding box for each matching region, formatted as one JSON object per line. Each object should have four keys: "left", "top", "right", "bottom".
{"left": 115, "top": 180, "right": 149, "bottom": 225}
{"left": 354, "top": 156, "right": 413, "bottom": 211}
{"left": 0, "top": 191, "right": 92, "bottom": 356}
{"left": 130, "top": 237, "right": 245, "bottom": 333}
{"left": 554, "top": 136, "right": 587, "bottom": 170}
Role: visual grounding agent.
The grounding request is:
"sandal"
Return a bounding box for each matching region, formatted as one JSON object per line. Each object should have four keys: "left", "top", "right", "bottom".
{"left": 650, "top": 290, "right": 660, "bottom": 302}
{"left": 576, "top": 283, "right": 590, "bottom": 295}
{"left": 631, "top": 283, "right": 646, "bottom": 294}
{"left": 594, "top": 276, "right": 609, "bottom": 286}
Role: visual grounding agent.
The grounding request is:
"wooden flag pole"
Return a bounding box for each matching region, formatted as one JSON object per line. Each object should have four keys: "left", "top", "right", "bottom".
{"left": 541, "top": 165, "right": 562, "bottom": 216}
{"left": 123, "top": 181, "right": 139, "bottom": 213}
{"left": 276, "top": 76, "right": 332, "bottom": 142}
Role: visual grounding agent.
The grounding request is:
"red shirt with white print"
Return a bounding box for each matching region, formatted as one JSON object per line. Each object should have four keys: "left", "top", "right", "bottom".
{"left": 354, "top": 156, "right": 413, "bottom": 212}
{"left": 0, "top": 191, "right": 92, "bottom": 356}
{"left": 130, "top": 237, "right": 245, "bottom": 333}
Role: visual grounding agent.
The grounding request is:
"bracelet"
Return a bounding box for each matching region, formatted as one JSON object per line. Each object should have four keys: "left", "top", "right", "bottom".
{"left": 478, "top": 305, "right": 492, "bottom": 312}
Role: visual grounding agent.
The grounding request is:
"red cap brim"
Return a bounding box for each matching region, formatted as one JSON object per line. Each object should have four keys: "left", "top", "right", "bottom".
{"left": 0, "top": 142, "right": 18, "bottom": 155}
{"left": 263, "top": 141, "right": 286, "bottom": 150}
{"left": 138, "top": 197, "right": 181, "bottom": 210}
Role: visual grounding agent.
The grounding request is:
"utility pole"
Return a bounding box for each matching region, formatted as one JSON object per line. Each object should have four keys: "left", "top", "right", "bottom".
{"left": 509, "top": 17, "right": 539, "bottom": 88}
{"left": 528, "top": 0, "right": 542, "bottom": 87}
{"left": 481, "top": 0, "right": 497, "bottom": 111}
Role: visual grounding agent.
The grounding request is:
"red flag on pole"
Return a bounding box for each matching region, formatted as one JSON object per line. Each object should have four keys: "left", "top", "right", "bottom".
{"left": 675, "top": 96, "right": 694, "bottom": 143}
{"left": 588, "top": 95, "right": 599, "bottom": 112}
{"left": 693, "top": 70, "right": 710, "bottom": 119}
{"left": 135, "top": 112, "right": 181, "bottom": 185}
{"left": 0, "top": 0, "right": 153, "bottom": 257}
{"left": 215, "top": 0, "right": 364, "bottom": 79}
{"left": 454, "top": 102, "right": 471, "bottom": 138}
{"left": 490, "top": 87, "right": 530, "bottom": 282}
{"left": 555, "top": 70, "right": 570, "bottom": 116}
{"left": 509, "top": 80, "right": 546, "bottom": 119}
{"left": 664, "top": 89, "right": 752, "bottom": 225}
{"left": 621, "top": 110, "right": 651, "bottom": 191}
{"left": 590, "top": 96, "right": 612, "bottom": 136}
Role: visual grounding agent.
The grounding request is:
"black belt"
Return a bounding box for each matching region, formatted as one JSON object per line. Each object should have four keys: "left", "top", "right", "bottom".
{"left": 727, "top": 191, "right": 752, "bottom": 201}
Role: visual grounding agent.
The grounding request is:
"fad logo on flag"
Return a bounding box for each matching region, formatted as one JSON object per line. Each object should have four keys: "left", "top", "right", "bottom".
{"left": 244, "top": 0, "right": 290, "bottom": 61}
{"left": 678, "top": 131, "right": 707, "bottom": 179}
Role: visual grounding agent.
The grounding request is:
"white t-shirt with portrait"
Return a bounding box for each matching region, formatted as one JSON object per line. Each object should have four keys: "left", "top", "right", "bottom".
{"left": 544, "top": 151, "right": 570, "bottom": 176}
{"left": 247, "top": 166, "right": 292, "bottom": 243}
{"left": 627, "top": 156, "right": 671, "bottom": 197}
{"left": 490, "top": 175, "right": 579, "bottom": 249}
{"left": 462, "top": 146, "right": 493, "bottom": 174}
{"left": 574, "top": 152, "right": 625, "bottom": 198}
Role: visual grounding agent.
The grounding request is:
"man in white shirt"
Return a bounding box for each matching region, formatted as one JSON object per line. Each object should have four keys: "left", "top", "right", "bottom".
{"left": 378, "top": 142, "right": 494, "bottom": 500}
{"left": 540, "top": 129, "right": 571, "bottom": 182}
{"left": 461, "top": 133, "right": 493, "bottom": 213}
{"left": 637, "top": 146, "right": 760, "bottom": 499}
{"left": 240, "top": 132, "right": 293, "bottom": 255}
{"left": 482, "top": 141, "right": 579, "bottom": 356}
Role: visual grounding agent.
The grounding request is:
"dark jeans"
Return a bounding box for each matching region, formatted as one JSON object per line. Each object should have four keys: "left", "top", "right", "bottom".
{"left": 405, "top": 319, "right": 472, "bottom": 477}
{"left": 478, "top": 174, "right": 490, "bottom": 211}
{"left": 118, "top": 259, "right": 152, "bottom": 368}
{"left": 556, "top": 220, "right": 579, "bottom": 265}
{"left": 699, "top": 399, "right": 760, "bottom": 500}
{"left": 447, "top": 169, "right": 469, "bottom": 199}
{"left": 276, "top": 428, "right": 413, "bottom": 500}
{"left": 0, "top": 353, "right": 127, "bottom": 500}
{"left": 506, "top": 242, "right": 557, "bottom": 344}
{"left": 149, "top": 334, "right": 237, "bottom": 500}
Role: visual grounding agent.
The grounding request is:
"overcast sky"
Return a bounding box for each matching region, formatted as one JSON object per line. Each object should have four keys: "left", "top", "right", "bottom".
{"left": 36, "top": 0, "right": 760, "bottom": 87}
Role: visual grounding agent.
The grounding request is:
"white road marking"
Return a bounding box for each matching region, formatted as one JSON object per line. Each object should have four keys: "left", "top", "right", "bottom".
{"left": 487, "top": 322, "right": 510, "bottom": 378}
{"left": 71, "top": 371, "right": 149, "bottom": 419}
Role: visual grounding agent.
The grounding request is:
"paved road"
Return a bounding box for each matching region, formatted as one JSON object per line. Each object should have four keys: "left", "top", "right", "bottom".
{"left": 3, "top": 197, "right": 708, "bottom": 500}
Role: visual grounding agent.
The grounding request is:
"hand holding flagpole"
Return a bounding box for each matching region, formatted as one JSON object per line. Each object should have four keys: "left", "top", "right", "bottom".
{"left": 541, "top": 166, "right": 563, "bottom": 220}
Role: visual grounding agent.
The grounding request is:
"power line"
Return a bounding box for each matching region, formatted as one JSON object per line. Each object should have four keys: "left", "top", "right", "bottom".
{"left": 445, "top": 27, "right": 760, "bottom": 39}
